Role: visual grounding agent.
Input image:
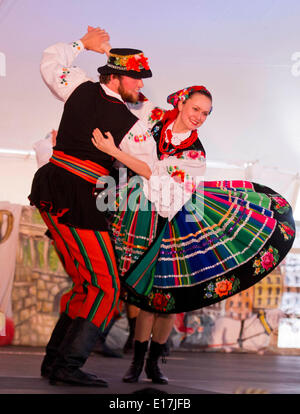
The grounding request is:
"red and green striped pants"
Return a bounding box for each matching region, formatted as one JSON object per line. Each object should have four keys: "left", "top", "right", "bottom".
{"left": 40, "top": 211, "right": 120, "bottom": 332}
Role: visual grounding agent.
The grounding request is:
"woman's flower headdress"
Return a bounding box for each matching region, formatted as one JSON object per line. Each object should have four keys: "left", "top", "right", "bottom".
{"left": 167, "top": 85, "right": 212, "bottom": 113}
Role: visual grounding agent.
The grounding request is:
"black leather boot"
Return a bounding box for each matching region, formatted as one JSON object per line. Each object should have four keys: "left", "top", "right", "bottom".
{"left": 122, "top": 340, "right": 148, "bottom": 383}
{"left": 145, "top": 340, "right": 168, "bottom": 384}
{"left": 49, "top": 317, "right": 108, "bottom": 387}
{"left": 123, "top": 317, "right": 136, "bottom": 354}
{"left": 41, "top": 312, "right": 72, "bottom": 378}
{"left": 93, "top": 318, "right": 123, "bottom": 358}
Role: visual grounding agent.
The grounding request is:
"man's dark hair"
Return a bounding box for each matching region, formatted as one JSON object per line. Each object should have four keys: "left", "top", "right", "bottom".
{"left": 99, "top": 73, "right": 122, "bottom": 84}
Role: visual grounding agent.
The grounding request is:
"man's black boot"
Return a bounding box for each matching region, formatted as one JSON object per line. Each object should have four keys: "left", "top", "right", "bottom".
{"left": 41, "top": 312, "right": 72, "bottom": 378}
{"left": 49, "top": 317, "right": 108, "bottom": 387}
{"left": 93, "top": 317, "right": 123, "bottom": 358}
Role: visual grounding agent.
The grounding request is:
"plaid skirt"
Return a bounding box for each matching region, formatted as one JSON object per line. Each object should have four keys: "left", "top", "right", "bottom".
{"left": 108, "top": 180, "right": 295, "bottom": 314}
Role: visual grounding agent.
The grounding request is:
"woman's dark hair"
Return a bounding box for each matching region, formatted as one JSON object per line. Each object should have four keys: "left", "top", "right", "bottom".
{"left": 186, "top": 89, "right": 213, "bottom": 114}
{"left": 188, "top": 89, "right": 212, "bottom": 102}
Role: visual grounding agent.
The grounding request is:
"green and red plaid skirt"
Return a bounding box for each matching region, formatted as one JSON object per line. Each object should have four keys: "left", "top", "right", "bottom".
{"left": 108, "top": 180, "right": 295, "bottom": 314}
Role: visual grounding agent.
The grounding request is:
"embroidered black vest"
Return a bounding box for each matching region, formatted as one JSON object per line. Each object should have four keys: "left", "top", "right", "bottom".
{"left": 54, "top": 81, "right": 138, "bottom": 170}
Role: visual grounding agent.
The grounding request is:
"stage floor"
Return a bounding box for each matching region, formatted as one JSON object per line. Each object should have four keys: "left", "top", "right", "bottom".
{"left": 0, "top": 346, "right": 300, "bottom": 396}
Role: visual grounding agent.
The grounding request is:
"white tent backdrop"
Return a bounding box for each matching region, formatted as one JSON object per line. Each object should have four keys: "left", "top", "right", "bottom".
{"left": 0, "top": 0, "right": 300, "bottom": 175}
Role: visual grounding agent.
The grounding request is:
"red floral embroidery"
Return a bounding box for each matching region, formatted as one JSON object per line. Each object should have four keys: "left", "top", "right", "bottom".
{"left": 60, "top": 68, "right": 70, "bottom": 85}
{"left": 253, "top": 246, "right": 279, "bottom": 275}
{"left": 187, "top": 150, "right": 201, "bottom": 159}
{"left": 271, "top": 196, "right": 290, "bottom": 214}
{"left": 279, "top": 222, "right": 295, "bottom": 241}
{"left": 171, "top": 170, "right": 185, "bottom": 183}
{"left": 273, "top": 196, "right": 288, "bottom": 207}
{"left": 152, "top": 293, "right": 168, "bottom": 310}
{"left": 150, "top": 107, "right": 165, "bottom": 121}
{"left": 148, "top": 291, "right": 175, "bottom": 312}
{"left": 204, "top": 275, "right": 240, "bottom": 299}
{"left": 282, "top": 223, "right": 294, "bottom": 236}
{"left": 261, "top": 251, "right": 275, "bottom": 271}
{"left": 214, "top": 280, "right": 233, "bottom": 297}
{"left": 175, "top": 151, "right": 184, "bottom": 159}
{"left": 133, "top": 134, "right": 147, "bottom": 142}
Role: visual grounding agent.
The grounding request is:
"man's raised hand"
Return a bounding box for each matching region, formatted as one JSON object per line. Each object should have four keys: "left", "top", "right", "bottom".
{"left": 80, "top": 26, "right": 111, "bottom": 55}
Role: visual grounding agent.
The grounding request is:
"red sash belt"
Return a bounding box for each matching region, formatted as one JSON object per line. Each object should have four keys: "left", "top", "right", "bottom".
{"left": 50, "top": 150, "right": 109, "bottom": 184}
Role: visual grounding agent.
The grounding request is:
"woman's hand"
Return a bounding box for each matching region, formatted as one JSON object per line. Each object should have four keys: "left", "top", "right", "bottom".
{"left": 92, "top": 128, "right": 152, "bottom": 179}
{"left": 92, "top": 128, "right": 117, "bottom": 156}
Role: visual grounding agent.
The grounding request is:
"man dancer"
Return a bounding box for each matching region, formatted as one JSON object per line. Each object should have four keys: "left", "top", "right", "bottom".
{"left": 29, "top": 27, "right": 152, "bottom": 387}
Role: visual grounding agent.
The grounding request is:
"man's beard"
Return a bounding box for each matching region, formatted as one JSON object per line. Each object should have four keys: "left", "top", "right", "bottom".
{"left": 118, "top": 82, "right": 139, "bottom": 103}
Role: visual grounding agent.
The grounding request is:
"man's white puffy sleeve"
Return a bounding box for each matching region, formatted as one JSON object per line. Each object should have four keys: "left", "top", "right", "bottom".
{"left": 40, "top": 40, "right": 92, "bottom": 102}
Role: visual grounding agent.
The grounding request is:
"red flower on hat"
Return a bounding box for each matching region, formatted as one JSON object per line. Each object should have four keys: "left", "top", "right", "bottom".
{"left": 138, "top": 55, "right": 150, "bottom": 70}
{"left": 126, "top": 56, "right": 140, "bottom": 72}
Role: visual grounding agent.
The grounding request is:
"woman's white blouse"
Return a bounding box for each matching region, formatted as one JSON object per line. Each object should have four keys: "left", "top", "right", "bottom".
{"left": 40, "top": 40, "right": 206, "bottom": 220}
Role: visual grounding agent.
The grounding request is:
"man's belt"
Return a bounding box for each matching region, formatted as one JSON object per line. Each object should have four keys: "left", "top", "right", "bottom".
{"left": 50, "top": 150, "right": 109, "bottom": 184}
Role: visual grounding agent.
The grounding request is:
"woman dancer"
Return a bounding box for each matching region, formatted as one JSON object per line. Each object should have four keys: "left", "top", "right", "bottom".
{"left": 92, "top": 86, "right": 295, "bottom": 384}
